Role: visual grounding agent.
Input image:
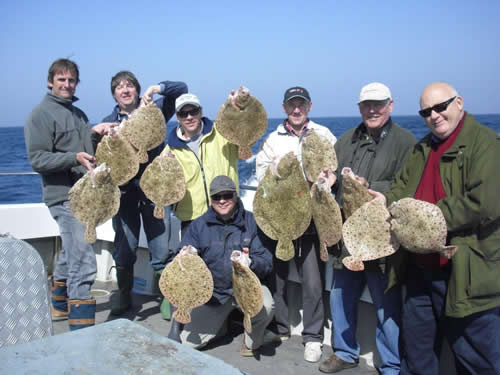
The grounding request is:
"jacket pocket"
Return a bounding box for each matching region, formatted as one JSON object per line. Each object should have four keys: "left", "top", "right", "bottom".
{"left": 467, "top": 243, "right": 500, "bottom": 298}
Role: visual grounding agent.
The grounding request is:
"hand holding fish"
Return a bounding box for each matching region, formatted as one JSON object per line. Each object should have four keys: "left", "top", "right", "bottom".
{"left": 76, "top": 152, "right": 96, "bottom": 171}
{"left": 141, "top": 84, "right": 161, "bottom": 106}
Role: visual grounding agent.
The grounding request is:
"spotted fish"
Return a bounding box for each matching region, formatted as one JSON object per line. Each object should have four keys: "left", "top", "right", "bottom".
{"left": 215, "top": 86, "right": 268, "bottom": 160}
{"left": 231, "top": 250, "right": 264, "bottom": 333}
{"left": 341, "top": 167, "right": 373, "bottom": 219}
{"left": 159, "top": 245, "right": 214, "bottom": 324}
{"left": 253, "top": 152, "right": 312, "bottom": 261}
{"left": 301, "top": 130, "right": 338, "bottom": 183}
{"left": 139, "top": 149, "right": 186, "bottom": 219}
{"left": 69, "top": 163, "right": 120, "bottom": 244}
{"left": 342, "top": 199, "right": 399, "bottom": 271}
{"left": 389, "top": 198, "right": 457, "bottom": 258}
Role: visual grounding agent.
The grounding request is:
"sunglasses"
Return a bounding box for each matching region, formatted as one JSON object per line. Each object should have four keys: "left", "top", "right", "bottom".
{"left": 177, "top": 107, "right": 201, "bottom": 119}
{"left": 211, "top": 192, "right": 235, "bottom": 201}
{"left": 419, "top": 96, "right": 456, "bottom": 118}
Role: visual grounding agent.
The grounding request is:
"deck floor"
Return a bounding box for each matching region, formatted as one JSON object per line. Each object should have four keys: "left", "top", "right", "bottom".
{"left": 52, "top": 280, "right": 377, "bottom": 375}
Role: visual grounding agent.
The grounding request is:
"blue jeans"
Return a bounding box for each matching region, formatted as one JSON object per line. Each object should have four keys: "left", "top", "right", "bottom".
{"left": 49, "top": 201, "right": 96, "bottom": 300}
{"left": 330, "top": 268, "right": 402, "bottom": 375}
{"left": 112, "top": 196, "right": 171, "bottom": 271}
{"left": 402, "top": 264, "right": 500, "bottom": 375}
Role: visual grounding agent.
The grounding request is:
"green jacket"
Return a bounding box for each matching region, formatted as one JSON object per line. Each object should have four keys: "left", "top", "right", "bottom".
{"left": 385, "top": 113, "right": 500, "bottom": 318}
{"left": 164, "top": 117, "right": 239, "bottom": 222}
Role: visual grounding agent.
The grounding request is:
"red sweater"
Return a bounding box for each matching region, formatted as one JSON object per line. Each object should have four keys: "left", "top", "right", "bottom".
{"left": 412, "top": 114, "right": 465, "bottom": 268}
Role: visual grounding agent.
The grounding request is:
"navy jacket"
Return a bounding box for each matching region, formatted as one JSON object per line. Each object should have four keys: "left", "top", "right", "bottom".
{"left": 173, "top": 200, "right": 273, "bottom": 305}
{"left": 102, "top": 80, "right": 187, "bottom": 200}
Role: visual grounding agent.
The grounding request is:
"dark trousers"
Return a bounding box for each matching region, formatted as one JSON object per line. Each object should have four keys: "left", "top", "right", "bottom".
{"left": 271, "top": 235, "right": 325, "bottom": 343}
{"left": 401, "top": 264, "right": 500, "bottom": 375}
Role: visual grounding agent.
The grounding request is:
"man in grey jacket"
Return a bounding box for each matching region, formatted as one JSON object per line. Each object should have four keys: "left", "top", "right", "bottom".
{"left": 320, "top": 83, "right": 416, "bottom": 374}
{"left": 24, "top": 58, "right": 115, "bottom": 330}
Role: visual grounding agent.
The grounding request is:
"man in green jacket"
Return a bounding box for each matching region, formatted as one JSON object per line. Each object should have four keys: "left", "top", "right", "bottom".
{"left": 371, "top": 82, "right": 500, "bottom": 374}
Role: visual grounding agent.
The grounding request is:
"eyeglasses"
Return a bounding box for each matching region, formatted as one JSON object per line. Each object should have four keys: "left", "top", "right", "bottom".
{"left": 359, "top": 99, "right": 390, "bottom": 111}
{"left": 284, "top": 100, "right": 309, "bottom": 112}
{"left": 418, "top": 96, "right": 456, "bottom": 118}
{"left": 177, "top": 107, "right": 201, "bottom": 118}
{"left": 211, "top": 192, "right": 235, "bottom": 201}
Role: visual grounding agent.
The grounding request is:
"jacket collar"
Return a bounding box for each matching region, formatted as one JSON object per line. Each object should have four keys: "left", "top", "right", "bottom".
{"left": 46, "top": 93, "right": 79, "bottom": 107}
{"left": 167, "top": 117, "right": 214, "bottom": 148}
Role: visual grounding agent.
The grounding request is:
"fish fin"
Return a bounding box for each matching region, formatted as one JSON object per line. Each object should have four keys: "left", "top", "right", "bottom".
{"left": 319, "top": 241, "right": 328, "bottom": 262}
{"left": 239, "top": 146, "right": 253, "bottom": 160}
{"left": 153, "top": 205, "right": 164, "bottom": 219}
{"left": 138, "top": 150, "right": 148, "bottom": 164}
{"left": 243, "top": 314, "right": 252, "bottom": 333}
{"left": 442, "top": 245, "right": 458, "bottom": 259}
{"left": 174, "top": 309, "right": 191, "bottom": 324}
{"left": 276, "top": 239, "right": 294, "bottom": 261}
{"left": 342, "top": 256, "right": 364, "bottom": 271}
{"left": 85, "top": 227, "right": 97, "bottom": 244}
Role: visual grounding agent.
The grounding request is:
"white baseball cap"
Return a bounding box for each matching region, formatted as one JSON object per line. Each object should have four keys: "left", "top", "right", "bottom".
{"left": 175, "top": 93, "right": 201, "bottom": 112}
{"left": 358, "top": 82, "right": 392, "bottom": 103}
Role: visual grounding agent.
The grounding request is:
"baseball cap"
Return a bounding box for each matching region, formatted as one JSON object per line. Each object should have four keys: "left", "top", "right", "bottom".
{"left": 210, "top": 175, "right": 237, "bottom": 196}
{"left": 175, "top": 93, "right": 201, "bottom": 112}
{"left": 358, "top": 82, "right": 392, "bottom": 103}
{"left": 283, "top": 87, "right": 311, "bottom": 103}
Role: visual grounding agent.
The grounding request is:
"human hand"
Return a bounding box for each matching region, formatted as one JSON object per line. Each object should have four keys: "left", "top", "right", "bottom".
{"left": 141, "top": 84, "right": 161, "bottom": 106}
{"left": 93, "top": 122, "right": 118, "bottom": 135}
{"left": 368, "top": 189, "right": 387, "bottom": 206}
{"left": 318, "top": 168, "right": 336, "bottom": 188}
{"left": 230, "top": 250, "right": 252, "bottom": 267}
{"left": 76, "top": 152, "right": 96, "bottom": 171}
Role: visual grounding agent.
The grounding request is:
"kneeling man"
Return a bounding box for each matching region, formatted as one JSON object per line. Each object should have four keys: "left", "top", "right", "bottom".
{"left": 171, "top": 175, "right": 276, "bottom": 356}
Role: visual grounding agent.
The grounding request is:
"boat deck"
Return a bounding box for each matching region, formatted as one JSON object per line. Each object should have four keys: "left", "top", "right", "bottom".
{"left": 52, "top": 280, "right": 377, "bottom": 375}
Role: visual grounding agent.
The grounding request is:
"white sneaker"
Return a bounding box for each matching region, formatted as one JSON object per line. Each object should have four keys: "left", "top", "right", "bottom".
{"left": 304, "top": 341, "right": 322, "bottom": 362}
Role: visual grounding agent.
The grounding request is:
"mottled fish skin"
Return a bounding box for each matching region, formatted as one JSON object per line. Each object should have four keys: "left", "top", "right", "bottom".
{"left": 139, "top": 150, "right": 186, "bottom": 219}
{"left": 341, "top": 167, "right": 373, "bottom": 219}
{"left": 302, "top": 130, "right": 338, "bottom": 183}
{"left": 120, "top": 103, "right": 166, "bottom": 163}
{"left": 231, "top": 252, "right": 264, "bottom": 334}
{"left": 389, "top": 198, "right": 458, "bottom": 258}
{"left": 311, "top": 177, "right": 342, "bottom": 262}
{"left": 253, "top": 152, "right": 312, "bottom": 261}
{"left": 95, "top": 133, "right": 139, "bottom": 186}
{"left": 215, "top": 86, "right": 268, "bottom": 160}
{"left": 159, "top": 246, "right": 214, "bottom": 324}
{"left": 342, "top": 199, "right": 399, "bottom": 271}
{"left": 69, "top": 163, "right": 120, "bottom": 244}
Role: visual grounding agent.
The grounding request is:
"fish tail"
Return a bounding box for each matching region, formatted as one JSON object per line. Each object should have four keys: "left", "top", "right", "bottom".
{"left": 442, "top": 245, "right": 458, "bottom": 259}
{"left": 342, "top": 256, "right": 364, "bottom": 271}
{"left": 174, "top": 309, "right": 191, "bottom": 324}
{"left": 243, "top": 314, "right": 252, "bottom": 333}
{"left": 319, "top": 241, "right": 328, "bottom": 262}
{"left": 85, "top": 227, "right": 97, "bottom": 244}
{"left": 276, "top": 239, "right": 294, "bottom": 261}
{"left": 138, "top": 150, "right": 148, "bottom": 164}
{"left": 153, "top": 205, "right": 164, "bottom": 219}
{"left": 239, "top": 146, "right": 253, "bottom": 160}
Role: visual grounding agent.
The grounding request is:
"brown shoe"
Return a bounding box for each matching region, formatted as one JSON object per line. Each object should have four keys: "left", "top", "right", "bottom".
{"left": 319, "top": 354, "right": 357, "bottom": 373}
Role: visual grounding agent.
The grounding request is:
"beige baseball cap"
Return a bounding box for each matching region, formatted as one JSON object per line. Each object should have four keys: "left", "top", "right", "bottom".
{"left": 358, "top": 82, "right": 392, "bottom": 103}
{"left": 175, "top": 93, "right": 201, "bottom": 112}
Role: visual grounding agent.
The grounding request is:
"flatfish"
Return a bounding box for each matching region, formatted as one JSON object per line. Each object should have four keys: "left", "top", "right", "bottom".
{"left": 341, "top": 167, "right": 373, "bottom": 219}
{"left": 120, "top": 103, "right": 166, "bottom": 164}
{"left": 139, "top": 150, "right": 186, "bottom": 219}
{"left": 301, "top": 130, "right": 338, "bottom": 183}
{"left": 253, "top": 152, "right": 312, "bottom": 261}
{"left": 389, "top": 198, "right": 457, "bottom": 258}
{"left": 69, "top": 163, "right": 120, "bottom": 244}
{"left": 311, "top": 177, "right": 343, "bottom": 262}
{"left": 215, "top": 86, "right": 268, "bottom": 160}
{"left": 342, "top": 199, "right": 399, "bottom": 271}
{"left": 231, "top": 250, "right": 263, "bottom": 333}
{"left": 159, "top": 245, "right": 214, "bottom": 324}
{"left": 95, "top": 132, "right": 139, "bottom": 186}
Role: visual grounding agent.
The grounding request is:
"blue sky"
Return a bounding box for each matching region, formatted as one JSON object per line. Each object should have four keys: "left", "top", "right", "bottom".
{"left": 1, "top": 0, "right": 498, "bottom": 127}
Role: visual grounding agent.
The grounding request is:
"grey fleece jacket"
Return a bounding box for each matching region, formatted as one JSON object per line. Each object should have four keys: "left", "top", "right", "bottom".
{"left": 25, "top": 93, "right": 98, "bottom": 207}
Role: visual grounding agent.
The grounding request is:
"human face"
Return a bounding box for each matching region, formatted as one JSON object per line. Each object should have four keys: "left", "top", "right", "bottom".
{"left": 420, "top": 83, "right": 464, "bottom": 140}
{"left": 113, "top": 80, "right": 139, "bottom": 112}
{"left": 48, "top": 71, "right": 77, "bottom": 99}
{"left": 176, "top": 104, "right": 202, "bottom": 138}
{"left": 211, "top": 191, "right": 237, "bottom": 219}
{"left": 283, "top": 98, "right": 312, "bottom": 129}
{"left": 359, "top": 99, "right": 393, "bottom": 132}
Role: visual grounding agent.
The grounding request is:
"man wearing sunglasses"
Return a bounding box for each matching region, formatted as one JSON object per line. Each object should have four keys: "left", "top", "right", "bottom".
{"left": 320, "top": 82, "right": 416, "bottom": 374}
{"left": 164, "top": 93, "right": 239, "bottom": 232}
{"left": 256, "top": 87, "right": 337, "bottom": 363}
{"left": 371, "top": 82, "right": 500, "bottom": 374}
{"left": 102, "top": 71, "right": 187, "bottom": 318}
{"left": 169, "top": 175, "right": 276, "bottom": 356}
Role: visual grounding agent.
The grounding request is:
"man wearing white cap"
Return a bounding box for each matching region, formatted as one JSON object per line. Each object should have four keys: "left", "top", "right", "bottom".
{"left": 163, "top": 93, "right": 239, "bottom": 231}
{"left": 319, "top": 83, "right": 416, "bottom": 374}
